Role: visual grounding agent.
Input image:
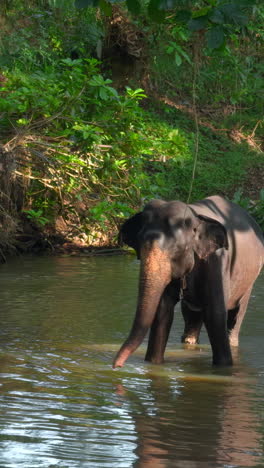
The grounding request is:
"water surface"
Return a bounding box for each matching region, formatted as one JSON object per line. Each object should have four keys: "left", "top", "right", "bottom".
{"left": 0, "top": 255, "right": 263, "bottom": 467}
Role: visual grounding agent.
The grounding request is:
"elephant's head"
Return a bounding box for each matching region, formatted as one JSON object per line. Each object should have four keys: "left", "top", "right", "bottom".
{"left": 113, "top": 199, "right": 228, "bottom": 368}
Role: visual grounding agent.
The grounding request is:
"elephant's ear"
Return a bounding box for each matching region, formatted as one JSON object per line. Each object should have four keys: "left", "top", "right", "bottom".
{"left": 193, "top": 214, "right": 228, "bottom": 259}
{"left": 118, "top": 212, "right": 143, "bottom": 258}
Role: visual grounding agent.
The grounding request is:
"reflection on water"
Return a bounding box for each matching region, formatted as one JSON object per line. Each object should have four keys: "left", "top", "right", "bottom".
{"left": 0, "top": 256, "right": 263, "bottom": 467}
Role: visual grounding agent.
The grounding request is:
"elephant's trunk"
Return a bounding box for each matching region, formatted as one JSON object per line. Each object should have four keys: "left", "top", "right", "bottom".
{"left": 113, "top": 241, "right": 171, "bottom": 368}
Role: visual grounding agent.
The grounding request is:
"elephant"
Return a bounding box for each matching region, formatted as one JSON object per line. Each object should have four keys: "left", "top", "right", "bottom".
{"left": 113, "top": 195, "right": 264, "bottom": 368}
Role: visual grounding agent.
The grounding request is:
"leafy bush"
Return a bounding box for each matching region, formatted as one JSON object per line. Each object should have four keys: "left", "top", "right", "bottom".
{"left": 145, "top": 4, "right": 264, "bottom": 122}
{"left": 233, "top": 189, "right": 264, "bottom": 230}
{"left": 0, "top": 53, "right": 191, "bottom": 239}
{"left": 0, "top": 1, "right": 263, "bottom": 248}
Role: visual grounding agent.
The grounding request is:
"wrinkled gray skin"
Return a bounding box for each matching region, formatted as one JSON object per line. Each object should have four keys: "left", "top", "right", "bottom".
{"left": 113, "top": 195, "right": 264, "bottom": 368}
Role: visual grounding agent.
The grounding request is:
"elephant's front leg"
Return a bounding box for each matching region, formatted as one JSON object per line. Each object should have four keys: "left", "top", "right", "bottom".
{"left": 145, "top": 280, "right": 180, "bottom": 364}
{"left": 204, "top": 252, "right": 233, "bottom": 366}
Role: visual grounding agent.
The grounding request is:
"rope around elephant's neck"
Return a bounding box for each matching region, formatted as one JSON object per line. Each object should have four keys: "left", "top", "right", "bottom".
{"left": 180, "top": 275, "right": 187, "bottom": 300}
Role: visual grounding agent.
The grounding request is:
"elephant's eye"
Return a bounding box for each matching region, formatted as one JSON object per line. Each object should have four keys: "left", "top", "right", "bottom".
{"left": 169, "top": 218, "right": 184, "bottom": 230}
{"left": 184, "top": 217, "right": 192, "bottom": 229}
{"left": 169, "top": 217, "right": 193, "bottom": 230}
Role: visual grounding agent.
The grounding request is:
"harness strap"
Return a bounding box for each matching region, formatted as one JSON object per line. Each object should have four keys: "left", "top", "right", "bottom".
{"left": 180, "top": 276, "right": 187, "bottom": 300}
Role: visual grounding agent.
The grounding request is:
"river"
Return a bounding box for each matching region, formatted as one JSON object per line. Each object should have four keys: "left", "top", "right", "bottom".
{"left": 0, "top": 255, "right": 263, "bottom": 467}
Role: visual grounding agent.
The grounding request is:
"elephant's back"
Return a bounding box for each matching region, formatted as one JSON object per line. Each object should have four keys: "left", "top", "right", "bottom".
{"left": 191, "top": 195, "right": 264, "bottom": 246}
{"left": 191, "top": 195, "right": 264, "bottom": 280}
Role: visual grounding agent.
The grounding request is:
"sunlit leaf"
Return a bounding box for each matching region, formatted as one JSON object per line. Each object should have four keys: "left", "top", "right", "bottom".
{"left": 192, "top": 7, "right": 211, "bottom": 18}
{"left": 99, "top": 88, "right": 108, "bottom": 100}
{"left": 175, "top": 53, "right": 182, "bottom": 66}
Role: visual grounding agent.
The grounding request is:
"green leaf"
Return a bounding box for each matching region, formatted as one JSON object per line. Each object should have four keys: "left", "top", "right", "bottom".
{"left": 192, "top": 7, "right": 211, "bottom": 18}
{"left": 188, "top": 16, "right": 208, "bottom": 31}
{"left": 179, "top": 49, "right": 192, "bottom": 64}
{"left": 99, "top": 88, "right": 108, "bottom": 100}
{"left": 125, "top": 87, "right": 147, "bottom": 100}
{"left": 209, "top": 8, "right": 224, "bottom": 24}
{"left": 75, "top": 0, "right": 99, "bottom": 8}
{"left": 236, "top": 0, "right": 257, "bottom": 5}
{"left": 220, "top": 4, "right": 249, "bottom": 26}
{"left": 148, "top": 0, "right": 166, "bottom": 22}
{"left": 206, "top": 25, "right": 225, "bottom": 49}
{"left": 126, "top": 0, "right": 141, "bottom": 15}
{"left": 259, "top": 189, "right": 264, "bottom": 202}
{"left": 175, "top": 10, "right": 192, "bottom": 23}
{"left": 158, "top": 0, "right": 178, "bottom": 9}
{"left": 166, "top": 45, "right": 174, "bottom": 54}
{"left": 175, "top": 53, "right": 182, "bottom": 66}
{"left": 99, "top": 0, "right": 112, "bottom": 16}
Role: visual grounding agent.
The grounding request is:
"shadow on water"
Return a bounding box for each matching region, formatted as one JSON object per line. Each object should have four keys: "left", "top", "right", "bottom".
{"left": 0, "top": 255, "right": 263, "bottom": 467}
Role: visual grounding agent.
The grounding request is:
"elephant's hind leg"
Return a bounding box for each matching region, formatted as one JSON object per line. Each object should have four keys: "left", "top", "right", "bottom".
{"left": 228, "top": 287, "right": 253, "bottom": 347}
{"left": 181, "top": 300, "right": 203, "bottom": 345}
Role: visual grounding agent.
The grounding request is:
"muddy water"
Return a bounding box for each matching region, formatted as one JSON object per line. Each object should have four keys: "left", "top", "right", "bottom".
{"left": 0, "top": 255, "right": 263, "bottom": 467}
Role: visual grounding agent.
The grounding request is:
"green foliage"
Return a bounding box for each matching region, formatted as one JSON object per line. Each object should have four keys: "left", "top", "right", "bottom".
{"left": 0, "top": 47, "right": 192, "bottom": 235}
{"left": 23, "top": 209, "right": 49, "bottom": 226}
{"left": 75, "top": 0, "right": 260, "bottom": 48}
{"left": 0, "top": 0, "right": 263, "bottom": 247}
{"left": 166, "top": 28, "right": 191, "bottom": 66}
{"left": 146, "top": 3, "right": 264, "bottom": 118}
{"left": 0, "top": 58, "right": 100, "bottom": 119}
{"left": 0, "top": 3, "right": 103, "bottom": 70}
{"left": 3, "top": 44, "right": 253, "bottom": 237}
{"left": 232, "top": 189, "right": 264, "bottom": 229}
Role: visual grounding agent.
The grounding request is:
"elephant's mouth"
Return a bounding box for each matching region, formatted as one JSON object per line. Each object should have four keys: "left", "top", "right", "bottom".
{"left": 171, "top": 250, "right": 195, "bottom": 279}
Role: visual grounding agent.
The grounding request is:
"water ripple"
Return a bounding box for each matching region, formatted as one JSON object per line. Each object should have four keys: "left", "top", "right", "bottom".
{"left": 0, "top": 258, "right": 263, "bottom": 467}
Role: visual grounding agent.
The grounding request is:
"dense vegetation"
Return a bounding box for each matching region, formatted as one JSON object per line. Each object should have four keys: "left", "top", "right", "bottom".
{"left": 0, "top": 0, "right": 263, "bottom": 256}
